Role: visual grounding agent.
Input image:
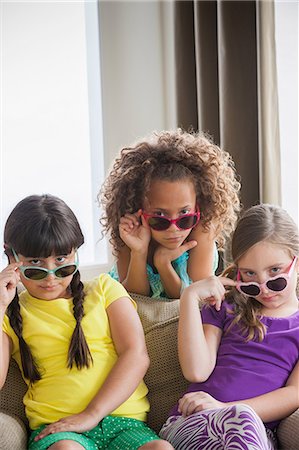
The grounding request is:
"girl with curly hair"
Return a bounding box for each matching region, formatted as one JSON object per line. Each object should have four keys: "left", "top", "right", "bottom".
{"left": 100, "top": 129, "right": 240, "bottom": 299}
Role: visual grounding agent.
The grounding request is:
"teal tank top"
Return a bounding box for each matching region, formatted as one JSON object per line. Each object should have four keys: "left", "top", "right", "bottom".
{"left": 109, "top": 244, "right": 219, "bottom": 299}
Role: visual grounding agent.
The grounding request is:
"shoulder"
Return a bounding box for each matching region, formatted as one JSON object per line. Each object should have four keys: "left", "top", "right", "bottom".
{"left": 201, "top": 300, "right": 234, "bottom": 328}
{"left": 84, "top": 274, "right": 134, "bottom": 309}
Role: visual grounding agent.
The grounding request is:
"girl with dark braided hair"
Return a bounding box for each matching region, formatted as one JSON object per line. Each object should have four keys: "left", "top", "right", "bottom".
{"left": 100, "top": 129, "right": 241, "bottom": 299}
{"left": 0, "top": 195, "right": 172, "bottom": 450}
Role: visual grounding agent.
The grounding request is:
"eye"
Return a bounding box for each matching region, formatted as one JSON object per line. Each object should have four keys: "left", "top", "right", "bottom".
{"left": 55, "top": 256, "right": 67, "bottom": 264}
{"left": 244, "top": 270, "right": 255, "bottom": 278}
{"left": 270, "top": 267, "right": 281, "bottom": 275}
{"left": 28, "top": 259, "right": 42, "bottom": 265}
{"left": 179, "top": 209, "right": 191, "bottom": 216}
{"left": 152, "top": 211, "right": 166, "bottom": 217}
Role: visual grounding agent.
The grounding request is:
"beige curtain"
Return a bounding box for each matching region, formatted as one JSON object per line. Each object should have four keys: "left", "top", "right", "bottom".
{"left": 175, "top": 0, "right": 281, "bottom": 209}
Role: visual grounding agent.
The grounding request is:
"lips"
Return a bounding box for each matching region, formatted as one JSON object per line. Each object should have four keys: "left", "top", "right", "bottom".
{"left": 40, "top": 285, "right": 58, "bottom": 290}
{"left": 261, "top": 295, "right": 276, "bottom": 302}
{"left": 165, "top": 236, "right": 183, "bottom": 242}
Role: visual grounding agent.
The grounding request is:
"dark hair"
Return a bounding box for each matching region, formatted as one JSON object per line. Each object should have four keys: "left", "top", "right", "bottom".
{"left": 99, "top": 129, "right": 241, "bottom": 253}
{"left": 4, "top": 194, "right": 93, "bottom": 382}
{"left": 224, "top": 203, "right": 299, "bottom": 341}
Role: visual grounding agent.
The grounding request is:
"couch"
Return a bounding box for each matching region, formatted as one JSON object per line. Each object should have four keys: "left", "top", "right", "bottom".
{"left": 0, "top": 293, "right": 298, "bottom": 450}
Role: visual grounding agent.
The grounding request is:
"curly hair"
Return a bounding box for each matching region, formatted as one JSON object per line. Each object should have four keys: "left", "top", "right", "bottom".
{"left": 99, "top": 129, "right": 241, "bottom": 253}
{"left": 223, "top": 204, "right": 299, "bottom": 341}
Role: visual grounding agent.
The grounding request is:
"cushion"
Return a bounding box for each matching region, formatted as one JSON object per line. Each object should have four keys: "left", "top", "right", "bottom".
{"left": 0, "top": 412, "right": 27, "bottom": 450}
{"left": 132, "top": 294, "right": 189, "bottom": 433}
{"left": 277, "top": 408, "right": 299, "bottom": 450}
{"left": 0, "top": 359, "right": 27, "bottom": 426}
{"left": 1, "top": 290, "right": 298, "bottom": 450}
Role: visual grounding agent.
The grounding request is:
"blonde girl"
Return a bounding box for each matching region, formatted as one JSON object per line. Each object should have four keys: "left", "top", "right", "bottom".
{"left": 100, "top": 129, "right": 240, "bottom": 299}
{"left": 160, "top": 204, "right": 299, "bottom": 449}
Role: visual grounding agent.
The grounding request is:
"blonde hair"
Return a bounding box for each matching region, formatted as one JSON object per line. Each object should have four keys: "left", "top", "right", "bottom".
{"left": 224, "top": 203, "right": 299, "bottom": 341}
{"left": 99, "top": 129, "right": 241, "bottom": 253}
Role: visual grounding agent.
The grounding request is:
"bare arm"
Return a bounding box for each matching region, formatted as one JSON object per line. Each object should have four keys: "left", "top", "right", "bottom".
{"left": 84, "top": 296, "right": 150, "bottom": 418}
{"left": 117, "top": 244, "right": 150, "bottom": 296}
{"left": 179, "top": 361, "right": 299, "bottom": 422}
{"left": 178, "top": 277, "right": 235, "bottom": 382}
{"left": 0, "top": 325, "right": 13, "bottom": 389}
{"left": 187, "top": 224, "right": 217, "bottom": 281}
{"left": 154, "top": 240, "right": 198, "bottom": 299}
{"left": 116, "top": 212, "right": 151, "bottom": 295}
{"left": 230, "top": 361, "right": 299, "bottom": 422}
{"left": 0, "top": 263, "right": 20, "bottom": 388}
{"left": 35, "top": 296, "right": 150, "bottom": 439}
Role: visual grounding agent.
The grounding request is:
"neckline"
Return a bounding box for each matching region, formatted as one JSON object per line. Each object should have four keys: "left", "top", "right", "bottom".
{"left": 260, "top": 306, "right": 299, "bottom": 320}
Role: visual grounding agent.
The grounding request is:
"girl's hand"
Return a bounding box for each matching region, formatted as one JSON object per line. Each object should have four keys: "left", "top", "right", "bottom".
{"left": 153, "top": 240, "right": 197, "bottom": 268}
{"left": 178, "top": 391, "right": 225, "bottom": 416}
{"left": 119, "top": 210, "right": 151, "bottom": 253}
{"left": 182, "top": 276, "right": 236, "bottom": 311}
{"left": 0, "top": 262, "right": 22, "bottom": 309}
{"left": 34, "top": 410, "right": 100, "bottom": 441}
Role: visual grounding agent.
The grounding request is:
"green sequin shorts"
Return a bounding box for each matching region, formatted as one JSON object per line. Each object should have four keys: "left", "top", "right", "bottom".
{"left": 28, "top": 415, "right": 160, "bottom": 450}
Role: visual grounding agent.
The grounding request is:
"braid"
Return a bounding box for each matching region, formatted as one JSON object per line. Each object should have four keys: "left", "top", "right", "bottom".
{"left": 67, "top": 271, "right": 93, "bottom": 369}
{"left": 7, "top": 292, "right": 41, "bottom": 382}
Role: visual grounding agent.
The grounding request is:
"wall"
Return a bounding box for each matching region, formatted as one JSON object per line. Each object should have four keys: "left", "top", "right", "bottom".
{"left": 98, "top": 0, "right": 176, "bottom": 171}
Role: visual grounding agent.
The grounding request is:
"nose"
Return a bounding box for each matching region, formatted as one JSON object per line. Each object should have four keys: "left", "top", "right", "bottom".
{"left": 259, "top": 283, "right": 270, "bottom": 294}
{"left": 45, "top": 272, "right": 56, "bottom": 280}
{"left": 257, "top": 274, "right": 270, "bottom": 294}
{"left": 167, "top": 222, "right": 179, "bottom": 232}
{"left": 42, "top": 262, "right": 57, "bottom": 280}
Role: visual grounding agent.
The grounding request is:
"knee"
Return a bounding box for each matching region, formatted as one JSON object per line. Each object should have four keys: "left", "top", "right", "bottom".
{"left": 139, "top": 439, "right": 174, "bottom": 449}
{"left": 48, "top": 441, "right": 85, "bottom": 450}
{"left": 233, "top": 403, "right": 260, "bottom": 421}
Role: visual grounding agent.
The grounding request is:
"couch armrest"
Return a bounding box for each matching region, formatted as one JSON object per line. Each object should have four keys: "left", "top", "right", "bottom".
{"left": 277, "top": 408, "right": 299, "bottom": 450}
{"left": 0, "top": 412, "right": 27, "bottom": 450}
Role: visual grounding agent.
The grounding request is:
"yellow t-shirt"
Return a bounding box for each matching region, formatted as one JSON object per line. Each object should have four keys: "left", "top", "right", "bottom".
{"left": 2, "top": 274, "right": 149, "bottom": 429}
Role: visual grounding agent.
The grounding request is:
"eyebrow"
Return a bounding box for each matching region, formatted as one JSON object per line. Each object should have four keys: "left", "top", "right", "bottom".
{"left": 238, "top": 263, "right": 285, "bottom": 272}
{"left": 24, "top": 254, "right": 68, "bottom": 260}
{"left": 151, "top": 205, "right": 193, "bottom": 212}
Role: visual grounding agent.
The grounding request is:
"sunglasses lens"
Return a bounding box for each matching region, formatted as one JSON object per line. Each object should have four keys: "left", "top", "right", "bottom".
{"left": 55, "top": 265, "right": 77, "bottom": 278}
{"left": 239, "top": 284, "right": 261, "bottom": 296}
{"left": 267, "top": 277, "right": 287, "bottom": 292}
{"left": 177, "top": 215, "right": 197, "bottom": 230}
{"left": 24, "top": 268, "right": 48, "bottom": 280}
{"left": 147, "top": 217, "right": 170, "bottom": 231}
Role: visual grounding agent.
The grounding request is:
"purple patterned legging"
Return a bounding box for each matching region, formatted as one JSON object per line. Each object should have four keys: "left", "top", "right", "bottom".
{"left": 159, "top": 404, "right": 277, "bottom": 450}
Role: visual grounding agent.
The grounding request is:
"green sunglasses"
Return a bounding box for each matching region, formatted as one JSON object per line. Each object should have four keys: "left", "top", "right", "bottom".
{"left": 11, "top": 248, "right": 79, "bottom": 280}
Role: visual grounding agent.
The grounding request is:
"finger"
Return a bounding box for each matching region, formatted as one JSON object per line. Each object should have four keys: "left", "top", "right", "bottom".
{"left": 179, "top": 394, "right": 196, "bottom": 416}
{"left": 119, "top": 223, "right": 134, "bottom": 233}
{"left": 1, "top": 270, "right": 20, "bottom": 286}
{"left": 120, "top": 217, "right": 138, "bottom": 228}
{"left": 218, "top": 276, "right": 237, "bottom": 287}
{"left": 35, "top": 421, "right": 69, "bottom": 440}
{"left": 181, "top": 240, "right": 198, "bottom": 252}
{"left": 178, "top": 396, "right": 187, "bottom": 415}
{"left": 140, "top": 214, "right": 150, "bottom": 229}
{"left": 178, "top": 400, "right": 188, "bottom": 417}
{"left": 3, "top": 262, "right": 23, "bottom": 272}
{"left": 34, "top": 426, "right": 54, "bottom": 440}
{"left": 215, "top": 298, "right": 222, "bottom": 311}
